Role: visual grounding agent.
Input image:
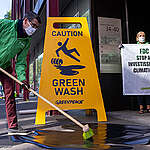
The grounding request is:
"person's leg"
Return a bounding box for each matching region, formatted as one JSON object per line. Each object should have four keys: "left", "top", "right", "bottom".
{"left": 0, "top": 67, "right": 31, "bottom": 135}
{"left": 137, "top": 96, "right": 144, "bottom": 113}
{"left": 0, "top": 67, "right": 18, "bottom": 129}
{"left": 145, "top": 96, "right": 150, "bottom": 112}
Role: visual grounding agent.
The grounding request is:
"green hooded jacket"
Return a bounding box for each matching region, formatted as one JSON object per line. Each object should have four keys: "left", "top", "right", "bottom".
{"left": 0, "top": 19, "right": 31, "bottom": 81}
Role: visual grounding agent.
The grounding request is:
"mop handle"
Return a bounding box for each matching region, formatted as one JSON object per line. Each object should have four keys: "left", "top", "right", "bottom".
{"left": 0, "top": 67, "right": 84, "bottom": 129}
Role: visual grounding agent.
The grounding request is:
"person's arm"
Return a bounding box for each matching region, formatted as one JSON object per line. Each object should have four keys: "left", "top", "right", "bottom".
{"left": 118, "top": 43, "right": 124, "bottom": 50}
{"left": 56, "top": 47, "right": 61, "bottom": 57}
{"left": 15, "top": 43, "right": 30, "bottom": 82}
{"left": 64, "top": 38, "right": 69, "bottom": 45}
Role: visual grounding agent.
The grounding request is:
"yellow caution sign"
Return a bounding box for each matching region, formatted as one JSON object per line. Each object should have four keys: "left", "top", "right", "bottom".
{"left": 35, "top": 17, "right": 107, "bottom": 124}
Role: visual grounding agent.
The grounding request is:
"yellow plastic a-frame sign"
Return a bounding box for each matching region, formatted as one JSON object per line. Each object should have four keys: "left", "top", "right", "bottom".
{"left": 35, "top": 17, "right": 107, "bottom": 124}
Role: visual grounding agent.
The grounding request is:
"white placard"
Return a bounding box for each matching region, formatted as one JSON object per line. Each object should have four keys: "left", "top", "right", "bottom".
{"left": 98, "top": 17, "right": 122, "bottom": 73}
{"left": 121, "top": 44, "right": 150, "bottom": 95}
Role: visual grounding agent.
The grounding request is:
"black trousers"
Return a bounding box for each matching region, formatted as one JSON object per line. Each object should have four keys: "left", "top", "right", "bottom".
{"left": 137, "top": 95, "right": 150, "bottom": 106}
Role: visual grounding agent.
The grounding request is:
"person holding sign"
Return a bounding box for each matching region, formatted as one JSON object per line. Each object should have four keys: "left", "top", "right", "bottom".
{"left": 119, "top": 31, "right": 150, "bottom": 114}
{"left": 136, "top": 31, "right": 150, "bottom": 114}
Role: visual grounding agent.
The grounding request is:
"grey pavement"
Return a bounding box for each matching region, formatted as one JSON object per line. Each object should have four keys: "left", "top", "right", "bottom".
{"left": 1, "top": 96, "right": 150, "bottom": 149}
{"left": 107, "top": 110, "right": 150, "bottom": 126}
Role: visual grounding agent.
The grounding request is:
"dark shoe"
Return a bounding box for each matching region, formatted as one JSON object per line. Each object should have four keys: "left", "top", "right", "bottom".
{"left": 139, "top": 109, "right": 144, "bottom": 114}
{"left": 8, "top": 127, "right": 31, "bottom": 135}
{"left": 147, "top": 109, "right": 150, "bottom": 113}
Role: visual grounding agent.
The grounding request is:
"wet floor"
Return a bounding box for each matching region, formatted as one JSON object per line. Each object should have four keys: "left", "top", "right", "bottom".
{"left": 2, "top": 123, "right": 150, "bottom": 149}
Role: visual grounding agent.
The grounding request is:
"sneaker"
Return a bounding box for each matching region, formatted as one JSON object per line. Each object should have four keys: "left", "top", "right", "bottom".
{"left": 8, "top": 127, "right": 31, "bottom": 136}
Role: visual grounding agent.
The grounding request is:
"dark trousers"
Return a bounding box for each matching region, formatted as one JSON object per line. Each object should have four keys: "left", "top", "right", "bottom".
{"left": 0, "top": 67, "right": 18, "bottom": 129}
{"left": 137, "top": 95, "right": 150, "bottom": 106}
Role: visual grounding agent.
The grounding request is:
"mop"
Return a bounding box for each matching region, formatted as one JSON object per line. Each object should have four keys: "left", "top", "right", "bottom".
{"left": 0, "top": 67, "right": 94, "bottom": 140}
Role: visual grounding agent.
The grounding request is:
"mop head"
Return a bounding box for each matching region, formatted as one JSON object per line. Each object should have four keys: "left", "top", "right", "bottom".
{"left": 83, "top": 128, "right": 94, "bottom": 140}
{"left": 82, "top": 124, "right": 94, "bottom": 140}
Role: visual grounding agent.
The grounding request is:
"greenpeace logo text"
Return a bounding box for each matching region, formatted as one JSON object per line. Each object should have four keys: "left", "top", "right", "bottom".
{"left": 56, "top": 100, "right": 84, "bottom": 105}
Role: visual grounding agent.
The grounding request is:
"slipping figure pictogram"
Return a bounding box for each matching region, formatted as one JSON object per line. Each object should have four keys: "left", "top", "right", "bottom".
{"left": 56, "top": 38, "right": 80, "bottom": 62}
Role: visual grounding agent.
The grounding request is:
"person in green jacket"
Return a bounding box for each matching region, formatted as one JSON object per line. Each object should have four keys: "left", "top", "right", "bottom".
{"left": 0, "top": 11, "right": 41, "bottom": 135}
